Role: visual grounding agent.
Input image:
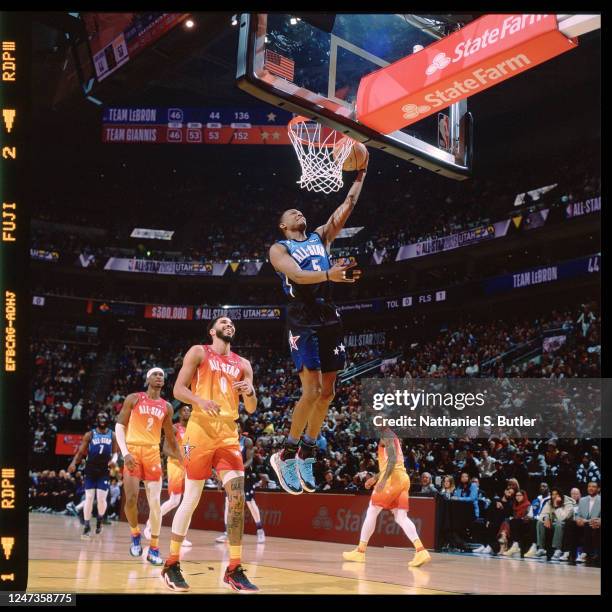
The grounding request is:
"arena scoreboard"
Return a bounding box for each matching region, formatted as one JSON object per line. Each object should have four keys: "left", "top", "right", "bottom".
{"left": 102, "top": 106, "right": 293, "bottom": 144}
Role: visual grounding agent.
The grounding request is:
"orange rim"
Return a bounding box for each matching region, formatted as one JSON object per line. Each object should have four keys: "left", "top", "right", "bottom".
{"left": 288, "top": 116, "right": 351, "bottom": 148}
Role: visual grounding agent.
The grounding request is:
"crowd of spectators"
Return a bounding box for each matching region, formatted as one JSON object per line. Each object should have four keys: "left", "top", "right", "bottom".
{"left": 31, "top": 148, "right": 600, "bottom": 267}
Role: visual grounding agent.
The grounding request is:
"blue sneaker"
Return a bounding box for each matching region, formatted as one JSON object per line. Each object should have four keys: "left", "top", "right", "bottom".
{"left": 147, "top": 547, "right": 164, "bottom": 566}
{"left": 270, "top": 451, "right": 302, "bottom": 495}
{"left": 130, "top": 533, "right": 143, "bottom": 557}
{"left": 296, "top": 457, "right": 316, "bottom": 492}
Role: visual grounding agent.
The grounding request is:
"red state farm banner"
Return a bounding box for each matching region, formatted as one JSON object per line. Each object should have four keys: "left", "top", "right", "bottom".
{"left": 55, "top": 433, "right": 84, "bottom": 456}
{"left": 356, "top": 14, "right": 577, "bottom": 134}
{"left": 126, "top": 489, "right": 437, "bottom": 549}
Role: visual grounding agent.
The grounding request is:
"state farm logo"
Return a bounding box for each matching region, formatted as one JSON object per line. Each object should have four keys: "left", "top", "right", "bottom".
{"left": 401, "top": 103, "right": 431, "bottom": 120}
{"left": 426, "top": 52, "right": 451, "bottom": 75}
{"left": 424, "top": 15, "right": 549, "bottom": 77}
{"left": 312, "top": 506, "right": 333, "bottom": 530}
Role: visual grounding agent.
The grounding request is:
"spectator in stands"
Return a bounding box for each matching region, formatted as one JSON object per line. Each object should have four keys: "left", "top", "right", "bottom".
{"left": 503, "top": 490, "right": 536, "bottom": 557}
{"left": 530, "top": 482, "right": 551, "bottom": 519}
{"left": 570, "top": 487, "right": 582, "bottom": 505}
{"left": 576, "top": 453, "right": 601, "bottom": 488}
{"left": 445, "top": 472, "right": 479, "bottom": 551}
{"left": 535, "top": 487, "right": 576, "bottom": 560}
{"left": 565, "top": 481, "right": 601, "bottom": 566}
{"left": 474, "top": 486, "right": 515, "bottom": 555}
{"left": 489, "top": 461, "right": 507, "bottom": 497}
{"left": 479, "top": 449, "right": 496, "bottom": 479}
{"left": 418, "top": 472, "right": 439, "bottom": 496}
{"left": 440, "top": 475, "right": 455, "bottom": 499}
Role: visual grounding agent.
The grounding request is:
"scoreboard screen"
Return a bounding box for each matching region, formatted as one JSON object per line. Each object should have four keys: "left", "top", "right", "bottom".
{"left": 102, "top": 106, "right": 293, "bottom": 145}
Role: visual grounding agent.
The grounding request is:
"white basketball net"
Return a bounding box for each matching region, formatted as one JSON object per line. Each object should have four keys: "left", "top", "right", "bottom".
{"left": 288, "top": 119, "right": 354, "bottom": 194}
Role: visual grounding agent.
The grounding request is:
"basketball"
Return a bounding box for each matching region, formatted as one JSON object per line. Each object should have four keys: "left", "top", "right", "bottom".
{"left": 334, "top": 139, "right": 368, "bottom": 172}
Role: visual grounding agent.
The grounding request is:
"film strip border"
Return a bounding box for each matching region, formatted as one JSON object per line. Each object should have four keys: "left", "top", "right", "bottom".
{"left": 0, "top": 12, "right": 30, "bottom": 591}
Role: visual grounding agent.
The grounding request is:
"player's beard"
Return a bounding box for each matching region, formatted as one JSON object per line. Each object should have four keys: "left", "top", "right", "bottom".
{"left": 216, "top": 330, "right": 234, "bottom": 343}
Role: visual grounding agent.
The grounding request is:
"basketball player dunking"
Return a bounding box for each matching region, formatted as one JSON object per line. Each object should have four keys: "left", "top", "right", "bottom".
{"left": 144, "top": 404, "right": 193, "bottom": 548}
{"left": 343, "top": 428, "right": 431, "bottom": 567}
{"left": 269, "top": 154, "right": 368, "bottom": 494}
{"left": 68, "top": 412, "right": 118, "bottom": 539}
{"left": 161, "top": 317, "right": 259, "bottom": 592}
{"left": 115, "top": 367, "right": 183, "bottom": 566}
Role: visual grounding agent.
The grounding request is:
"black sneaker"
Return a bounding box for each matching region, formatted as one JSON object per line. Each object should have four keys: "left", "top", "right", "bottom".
{"left": 223, "top": 565, "right": 259, "bottom": 592}
{"left": 95, "top": 519, "right": 103, "bottom": 535}
{"left": 81, "top": 524, "right": 91, "bottom": 540}
{"left": 162, "top": 562, "right": 190, "bottom": 592}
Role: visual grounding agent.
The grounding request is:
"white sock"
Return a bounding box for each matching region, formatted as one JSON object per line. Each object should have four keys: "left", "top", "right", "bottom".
{"left": 96, "top": 489, "right": 108, "bottom": 518}
{"left": 144, "top": 480, "right": 163, "bottom": 538}
{"left": 160, "top": 493, "right": 182, "bottom": 517}
{"left": 83, "top": 489, "right": 95, "bottom": 522}
{"left": 247, "top": 500, "right": 261, "bottom": 525}
{"left": 171, "top": 478, "right": 203, "bottom": 537}
{"left": 392, "top": 509, "right": 420, "bottom": 545}
{"left": 359, "top": 503, "right": 382, "bottom": 547}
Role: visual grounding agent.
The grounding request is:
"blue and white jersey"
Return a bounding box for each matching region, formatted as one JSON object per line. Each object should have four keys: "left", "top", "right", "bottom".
{"left": 87, "top": 428, "right": 113, "bottom": 471}
{"left": 276, "top": 232, "right": 331, "bottom": 300}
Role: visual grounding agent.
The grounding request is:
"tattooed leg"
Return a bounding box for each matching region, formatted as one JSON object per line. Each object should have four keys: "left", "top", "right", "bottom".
{"left": 223, "top": 475, "right": 245, "bottom": 547}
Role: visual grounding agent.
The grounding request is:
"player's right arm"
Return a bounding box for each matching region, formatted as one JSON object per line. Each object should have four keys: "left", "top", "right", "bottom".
{"left": 243, "top": 437, "right": 254, "bottom": 470}
{"left": 173, "top": 345, "right": 221, "bottom": 415}
{"left": 115, "top": 393, "right": 139, "bottom": 471}
{"left": 269, "top": 243, "right": 359, "bottom": 284}
{"left": 68, "top": 431, "right": 92, "bottom": 473}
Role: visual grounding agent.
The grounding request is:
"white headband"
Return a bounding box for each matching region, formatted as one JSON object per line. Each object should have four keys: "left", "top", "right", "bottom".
{"left": 146, "top": 367, "right": 165, "bottom": 379}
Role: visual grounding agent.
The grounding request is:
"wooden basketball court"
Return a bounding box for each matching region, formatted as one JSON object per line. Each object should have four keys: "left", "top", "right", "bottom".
{"left": 27, "top": 514, "right": 600, "bottom": 595}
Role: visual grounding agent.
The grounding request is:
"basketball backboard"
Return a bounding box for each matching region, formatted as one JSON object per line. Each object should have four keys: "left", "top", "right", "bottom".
{"left": 236, "top": 13, "right": 473, "bottom": 179}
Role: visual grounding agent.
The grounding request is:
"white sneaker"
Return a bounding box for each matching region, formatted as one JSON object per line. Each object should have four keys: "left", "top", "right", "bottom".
{"left": 560, "top": 551, "right": 570, "bottom": 561}
{"left": 524, "top": 544, "right": 538, "bottom": 558}
{"left": 552, "top": 549, "right": 563, "bottom": 560}
{"left": 577, "top": 552, "right": 587, "bottom": 563}
{"left": 257, "top": 529, "right": 266, "bottom": 543}
{"left": 502, "top": 542, "right": 520, "bottom": 556}
{"left": 473, "top": 545, "right": 486, "bottom": 553}
{"left": 482, "top": 545, "right": 493, "bottom": 555}
{"left": 182, "top": 539, "right": 193, "bottom": 548}
{"left": 143, "top": 521, "right": 151, "bottom": 541}
{"left": 215, "top": 532, "right": 228, "bottom": 543}
{"left": 536, "top": 548, "right": 547, "bottom": 557}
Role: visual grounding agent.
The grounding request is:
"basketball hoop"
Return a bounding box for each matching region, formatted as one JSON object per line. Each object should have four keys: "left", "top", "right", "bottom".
{"left": 288, "top": 116, "right": 354, "bottom": 194}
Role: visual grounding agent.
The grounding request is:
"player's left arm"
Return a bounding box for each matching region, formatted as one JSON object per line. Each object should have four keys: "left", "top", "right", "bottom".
{"left": 162, "top": 404, "right": 183, "bottom": 462}
{"left": 234, "top": 358, "right": 257, "bottom": 414}
{"left": 316, "top": 156, "right": 369, "bottom": 247}
{"left": 375, "top": 436, "right": 396, "bottom": 492}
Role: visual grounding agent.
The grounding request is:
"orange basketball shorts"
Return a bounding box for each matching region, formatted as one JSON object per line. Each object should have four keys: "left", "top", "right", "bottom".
{"left": 167, "top": 460, "right": 185, "bottom": 495}
{"left": 124, "top": 444, "right": 162, "bottom": 482}
{"left": 182, "top": 418, "right": 243, "bottom": 481}
{"left": 371, "top": 470, "right": 410, "bottom": 511}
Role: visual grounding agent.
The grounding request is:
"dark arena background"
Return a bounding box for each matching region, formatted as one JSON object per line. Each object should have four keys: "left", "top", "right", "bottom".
{"left": 17, "top": 12, "right": 605, "bottom": 596}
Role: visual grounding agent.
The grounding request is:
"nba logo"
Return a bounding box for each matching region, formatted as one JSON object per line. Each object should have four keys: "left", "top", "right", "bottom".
{"left": 438, "top": 113, "right": 451, "bottom": 153}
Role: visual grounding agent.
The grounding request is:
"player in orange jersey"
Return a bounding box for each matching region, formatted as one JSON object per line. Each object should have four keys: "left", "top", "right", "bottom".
{"left": 115, "top": 367, "right": 183, "bottom": 566}
{"left": 343, "top": 428, "right": 431, "bottom": 567}
{"left": 161, "top": 316, "right": 259, "bottom": 592}
{"left": 143, "top": 404, "right": 193, "bottom": 547}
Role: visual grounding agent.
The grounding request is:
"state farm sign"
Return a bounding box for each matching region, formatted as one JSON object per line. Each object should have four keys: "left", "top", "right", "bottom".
{"left": 356, "top": 14, "right": 577, "bottom": 135}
